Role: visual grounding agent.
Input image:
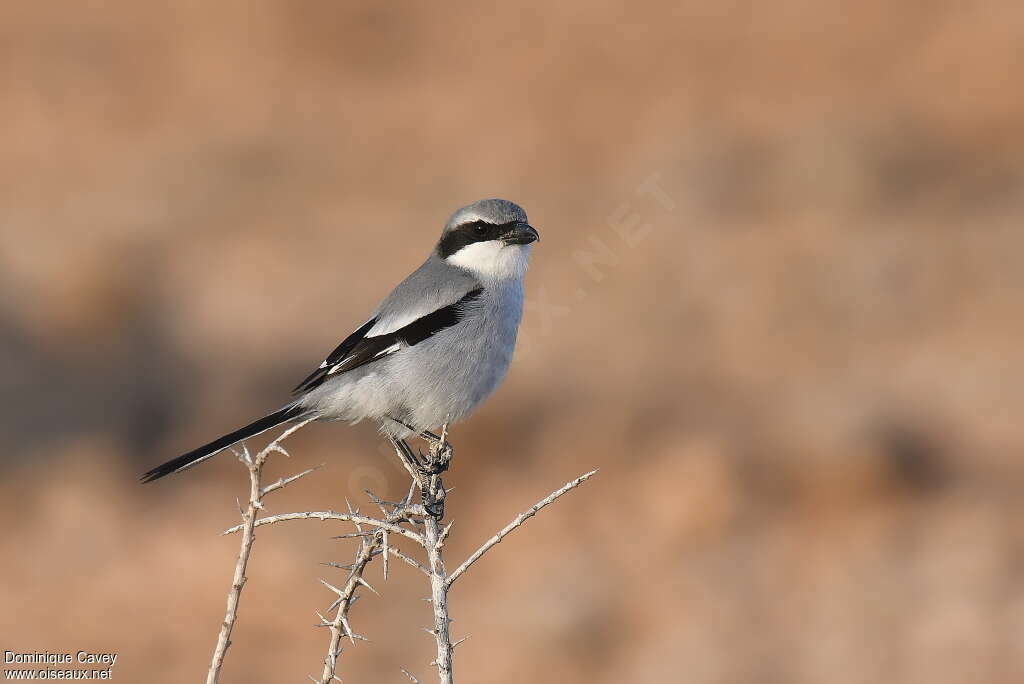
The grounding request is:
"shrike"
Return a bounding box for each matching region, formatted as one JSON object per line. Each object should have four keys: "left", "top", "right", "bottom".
{"left": 142, "top": 199, "right": 539, "bottom": 482}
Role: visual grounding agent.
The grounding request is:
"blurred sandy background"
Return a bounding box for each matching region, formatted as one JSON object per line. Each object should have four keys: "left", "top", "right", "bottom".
{"left": 2, "top": 1, "right": 1024, "bottom": 682}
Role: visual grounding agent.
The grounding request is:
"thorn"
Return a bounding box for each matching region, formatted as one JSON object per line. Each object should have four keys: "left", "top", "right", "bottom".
{"left": 364, "top": 489, "right": 402, "bottom": 508}
{"left": 331, "top": 531, "right": 376, "bottom": 539}
{"left": 319, "top": 578, "right": 345, "bottom": 597}
{"left": 356, "top": 576, "right": 380, "bottom": 596}
{"left": 322, "top": 561, "right": 356, "bottom": 571}
{"left": 340, "top": 613, "right": 355, "bottom": 645}
{"left": 453, "top": 635, "right": 471, "bottom": 649}
{"left": 260, "top": 464, "right": 323, "bottom": 496}
{"left": 382, "top": 531, "right": 390, "bottom": 581}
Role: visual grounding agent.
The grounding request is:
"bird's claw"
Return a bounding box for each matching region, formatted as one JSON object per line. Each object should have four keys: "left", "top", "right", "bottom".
{"left": 420, "top": 481, "right": 446, "bottom": 519}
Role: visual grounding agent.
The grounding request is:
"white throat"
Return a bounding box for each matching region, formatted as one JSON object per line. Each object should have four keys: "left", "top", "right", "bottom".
{"left": 446, "top": 241, "right": 532, "bottom": 282}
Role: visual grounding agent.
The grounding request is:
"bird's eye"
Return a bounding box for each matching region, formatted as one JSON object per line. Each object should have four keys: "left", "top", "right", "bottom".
{"left": 471, "top": 222, "right": 489, "bottom": 236}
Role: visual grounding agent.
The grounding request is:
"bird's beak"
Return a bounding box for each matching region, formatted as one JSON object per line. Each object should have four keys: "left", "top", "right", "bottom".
{"left": 502, "top": 222, "right": 540, "bottom": 245}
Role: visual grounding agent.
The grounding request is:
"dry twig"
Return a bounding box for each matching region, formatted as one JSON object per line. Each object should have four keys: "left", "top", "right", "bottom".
{"left": 314, "top": 485, "right": 427, "bottom": 683}
{"left": 223, "top": 510, "right": 424, "bottom": 544}
{"left": 446, "top": 469, "right": 599, "bottom": 586}
{"left": 209, "top": 417, "right": 597, "bottom": 683}
{"left": 206, "top": 418, "right": 316, "bottom": 684}
{"left": 315, "top": 511, "right": 376, "bottom": 683}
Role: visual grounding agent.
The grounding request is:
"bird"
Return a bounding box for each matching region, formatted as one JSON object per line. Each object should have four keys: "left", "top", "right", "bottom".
{"left": 141, "top": 198, "right": 539, "bottom": 483}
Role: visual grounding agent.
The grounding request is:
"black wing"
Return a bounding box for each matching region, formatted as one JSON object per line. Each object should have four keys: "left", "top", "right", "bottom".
{"left": 292, "top": 287, "right": 483, "bottom": 395}
{"left": 292, "top": 317, "right": 378, "bottom": 394}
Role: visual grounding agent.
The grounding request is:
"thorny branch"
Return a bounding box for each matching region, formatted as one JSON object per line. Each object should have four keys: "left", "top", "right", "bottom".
{"left": 211, "top": 419, "right": 597, "bottom": 683}
{"left": 312, "top": 488, "right": 424, "bottom": 684}
{"left": 223, "top": 510, "right": 425, "bottom": 544}
{"left": 445, "top": 469, "right": 599, "bottom": 586}
{"left": 314, "top": 500, "right": 376, "bottom": 684}
{"left": 206, "top": 417, "right": 317, "bottom": 684}
{"left": 395, "top": 434, "right": 457, "bottom": 684}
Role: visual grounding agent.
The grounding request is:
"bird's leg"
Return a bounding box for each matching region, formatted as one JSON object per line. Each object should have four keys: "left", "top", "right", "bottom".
{"left": 386, "top": 416, "right": 454, "bottom": 475}
{"left": 390, "top": 436, "right": 426, "bottom": 480}
{"left": 418, "top": 424, "right": 451, "bottom": 521}
{"left": 425, "top": 479, "right": 445, "bottom": 520}
{"left": 417, "top": 428, "right": 451, "bottom": 451}
{"left": 389, "top": 435, "right": 445, "bottom": 519}
{"left": 425, "top": 432, "right": 453, "bottom": 476}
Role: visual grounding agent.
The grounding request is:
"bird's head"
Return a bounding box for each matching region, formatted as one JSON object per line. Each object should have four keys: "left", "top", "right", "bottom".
{"left": 437, "top": 199, "right": 539, "bottom": 280}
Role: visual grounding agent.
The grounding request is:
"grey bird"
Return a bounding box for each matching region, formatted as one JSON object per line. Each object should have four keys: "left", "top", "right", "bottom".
{"left": 142, "top": 199, "right": 539, "bottom": 482}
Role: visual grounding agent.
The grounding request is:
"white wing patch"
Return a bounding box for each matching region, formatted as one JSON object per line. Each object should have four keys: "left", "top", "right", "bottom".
{"left": 373, "top": 342, "right": 403, "bottom": 358}
{"left": 326, "top": 339, "right": 403, "bottom": 376}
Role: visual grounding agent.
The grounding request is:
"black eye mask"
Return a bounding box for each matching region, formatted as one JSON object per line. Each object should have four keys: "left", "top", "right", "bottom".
{"left": 437, "top": 220, "right": 518, "bottom": 259}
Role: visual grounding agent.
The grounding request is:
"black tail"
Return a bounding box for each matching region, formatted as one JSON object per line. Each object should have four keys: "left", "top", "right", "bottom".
{"left": 141, "top": 405, "right": 308, "bottom": 483}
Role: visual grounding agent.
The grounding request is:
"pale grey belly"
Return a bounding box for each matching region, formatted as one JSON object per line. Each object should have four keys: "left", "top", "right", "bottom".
{"left": 299, "top": 288, "right": 523, "bottom": 434}
{"left": 390, "top": 307, "right": 519, "bottom": 429}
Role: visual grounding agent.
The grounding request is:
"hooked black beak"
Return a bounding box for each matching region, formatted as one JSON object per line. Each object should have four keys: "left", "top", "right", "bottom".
{"left": 502, "top": 222, "right": 540, "bottom": 245}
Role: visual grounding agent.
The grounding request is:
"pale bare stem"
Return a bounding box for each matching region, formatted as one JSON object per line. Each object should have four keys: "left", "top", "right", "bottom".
{"left": 316, "top": 533, "right": 378, "bottom": 684}
{"left": 385, "top": 544, "right": 431, "bottom": 576}
{"left": 316, "top": 483, "right": 429, "bottom": 683}
{"left": 223, "top": 511, "right": 425, "bottom": 544}
{"left": 260, "top": 417, "right": 318, "bottom": 460}
{"left": 261, "top": 464, "right": 323, "bottom": 497}
{"left": 210, "top": 412, "right": 594, "bottom": 684}
{"left": 388, "top": 427, "right": 457, "bottom": 684}
{"left": 206, "top": 419, "right": 315, "bottom": 684}
{"left": 424, "top": 512, "right": 454, "bottom": 684}
{"left": 384, "top": 432, "right": 601, "bottom": 683}
{"left": 446, "top": 470, "right": 599, "bottom": 587}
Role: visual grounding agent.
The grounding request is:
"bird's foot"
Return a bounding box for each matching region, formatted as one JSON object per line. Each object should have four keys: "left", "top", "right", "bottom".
{"left": 416, "top": 445, "right": 452, "bottom": 476}
{"left": 387, "top": 426, "right": 451, "bottom": 519}
{"left": 422, "top": 488, "right": 445, "bottom": 520}
{"left": 418, "top": 428, "right": 453, "bottom": 475}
